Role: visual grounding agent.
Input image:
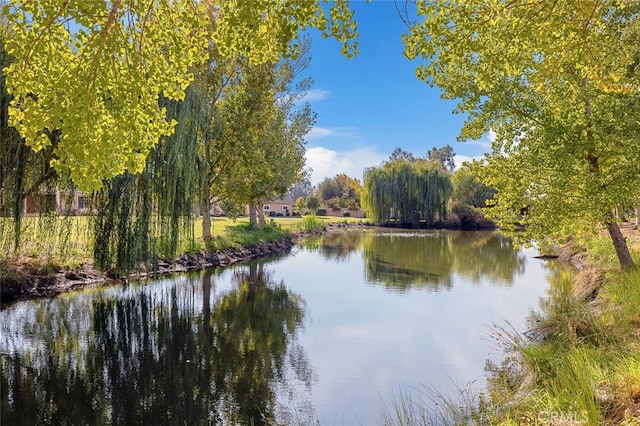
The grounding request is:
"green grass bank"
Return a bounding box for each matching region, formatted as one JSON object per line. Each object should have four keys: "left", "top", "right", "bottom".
{"left": 0, "top": 215, "right": 368, "bottom": 303}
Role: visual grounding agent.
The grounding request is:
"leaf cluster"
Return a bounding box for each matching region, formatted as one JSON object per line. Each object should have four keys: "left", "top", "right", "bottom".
{"left": 2, "top": 0, "right": 359, "bottom": 192}
{"left": 404, "top": 1, "right": 640, "bottom": 250}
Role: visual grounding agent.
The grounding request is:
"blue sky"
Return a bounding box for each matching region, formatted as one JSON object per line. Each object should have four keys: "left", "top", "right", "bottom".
{"left": 302, "top": 1, "right": 493, "bottom": 186}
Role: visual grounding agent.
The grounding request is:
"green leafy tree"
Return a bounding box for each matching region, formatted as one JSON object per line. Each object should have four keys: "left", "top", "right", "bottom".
{"left": 316, "top": 177, "right": 341, "bottom": 203}
{"left": 294, "top": 196, "right": 305, "bottom": 213}
{"left": 194, "top": 38, "right": 246, "bottom": 239}
{"left": 210, "top": 45, "right": 314, "bottom": 228}
{"left": 92, "top": 88, "right": 203, "bottom": 273}
{"left": 427, "top": 144, "right": 456, "bottom": 173}
{"left": 0, "top": 18, "right": 73, "bottom": 252}
{"left": 305, "top": 194, "right": 320, "bottom": 214}
{"left": 452, "top": 164, "right": 496, "bottom": 208}
{"left": 209, "top": 60, "right": 280, "bottom": 228}
{"left": 404, "top": 1, "right": 640, "bottom": 268}
{"left": 1, "top": 1, "right": 358, "bottom": 268}
{"left": 246, "top": 101, "right": 312, "bottom": 226}
{"left": 316, "top": 173, "right": 361, "bottom": 209}
{"left": 3, "top": 0, "right": 210, "bottom": 191}
{"left": 2, "top": 0, "right": 358, "bottom": 192}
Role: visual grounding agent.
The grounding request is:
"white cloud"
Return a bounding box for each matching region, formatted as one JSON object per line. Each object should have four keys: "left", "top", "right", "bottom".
{"left": 466, "top": 130, "right": 495, "bottom": 150}
{"left": 305, "top": 146, "right": 486, "bottom": 182}
{"left": 306, "top": 126, "right": 336, "bottom": 140}
{"left": 302, "top": 88, "right": 331, "bottom": 103}
{"left": 466, "top": 139, "right": 492, "bottom": 150}
{"left": 454, "top": 154, "right": 486, "bottom": 170}
{"left": 305, "top": 146, "right": 387, "bottom": 186}
{"left": 305, "top": 125, "right": 359, "bottom": 142}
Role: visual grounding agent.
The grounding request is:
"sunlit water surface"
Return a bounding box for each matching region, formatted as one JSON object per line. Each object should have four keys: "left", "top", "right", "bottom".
{"left": 1, "top": 229, "right": 561, "bottom": 425}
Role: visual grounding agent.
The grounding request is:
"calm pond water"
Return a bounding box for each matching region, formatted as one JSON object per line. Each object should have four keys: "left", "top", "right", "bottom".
{"left": 1, "top": 229, "right": 561, "bottom": 425}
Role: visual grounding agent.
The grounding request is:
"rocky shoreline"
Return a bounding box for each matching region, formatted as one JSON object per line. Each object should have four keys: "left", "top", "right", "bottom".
{"left": 1, "top": 231, "right": 326, "bottom": 305}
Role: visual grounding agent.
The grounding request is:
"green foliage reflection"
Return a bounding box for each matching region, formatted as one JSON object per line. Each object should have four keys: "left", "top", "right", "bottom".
{"left": 0, "top": 264, "right": 311, "bottom": 425}
{"left": 362, "top": 230, "right": 525, "bottom": 291}
{"left": 318, "top": 231, "right": 365, "bottom": 262}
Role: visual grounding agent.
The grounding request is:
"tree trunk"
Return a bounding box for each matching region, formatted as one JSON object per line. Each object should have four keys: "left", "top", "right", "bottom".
{"left": 635, "top": 204, "right": 639, "bottom": 227}
{"left": 582, "top": 83, "right": 633, "bottom": 269}
{"left": 201, "top": 185, "right": 212, "bottom": 241}
{"left": 202, "top": 268, "right": 212, "bottom": 326}
{"left": 249, "top": 201, "right": 257, "bottom": 228}
{"left": 257, "top": 204, "right": 265, "bottom": 226}
{"left": 607, "top": 220, "right": 635, "bottom": 269}
{"left": 615, "top": 204, "right": 628, "bottom": 222}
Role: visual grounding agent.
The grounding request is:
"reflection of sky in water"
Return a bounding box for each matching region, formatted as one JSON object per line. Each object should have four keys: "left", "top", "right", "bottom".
{"left": 273, "top": 243, "right": 552, "bottom": 425}
{"left": 0, "top": 231, "right": 558, "bottom": 425}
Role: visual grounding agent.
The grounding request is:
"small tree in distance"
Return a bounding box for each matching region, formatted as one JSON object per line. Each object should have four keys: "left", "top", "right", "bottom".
{"left": 305, "top": 194, "right": 320, "bottom": 215}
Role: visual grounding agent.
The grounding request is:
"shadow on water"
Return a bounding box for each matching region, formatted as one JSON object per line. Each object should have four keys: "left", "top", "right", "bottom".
{"left": 0, "top": 262, "right": 313, "bottom": 425}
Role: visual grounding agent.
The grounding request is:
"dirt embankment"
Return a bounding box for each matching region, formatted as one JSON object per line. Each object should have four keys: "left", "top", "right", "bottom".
{"left": 554, "top": 223, "right": 639, "bottom": 302}
{"left": 1, "top": 236, "right": 305, "bottom": 305}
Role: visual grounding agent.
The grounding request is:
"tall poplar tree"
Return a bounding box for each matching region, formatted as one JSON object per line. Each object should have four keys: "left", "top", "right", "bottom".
{"left": 404, "top": 1, "right": 640, "bottom": 268}
{"left": 202, "top": 41, "right": 314, "bottom": 230}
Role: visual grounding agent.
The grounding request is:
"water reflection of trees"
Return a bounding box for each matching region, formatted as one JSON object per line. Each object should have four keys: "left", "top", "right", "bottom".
{"left": 0, "top": 263, "right": 313, "bottom": 425}
{"left": 363, "top": 230, "right": 525, "bottom": 291}
{"left": 297, "top": 234, "right": 324, "bottom": 252}
{"left": 448, "top": 231, "right": 526, "bottom": 285}
{"left": 363, "top": 231, "right": 454, "bottom": 291}
{"left": 317, "top": 230, "right": 364, "bottom": 261}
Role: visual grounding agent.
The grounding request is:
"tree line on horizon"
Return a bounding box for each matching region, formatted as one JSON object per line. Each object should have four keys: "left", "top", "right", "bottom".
{"left": 283, "top": 145, "right": 496, "bottom": 230}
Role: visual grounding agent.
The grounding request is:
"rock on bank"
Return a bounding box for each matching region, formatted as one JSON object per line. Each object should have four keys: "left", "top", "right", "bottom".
{"left": 1, "top": 236, "right": 296, "bottom": 304}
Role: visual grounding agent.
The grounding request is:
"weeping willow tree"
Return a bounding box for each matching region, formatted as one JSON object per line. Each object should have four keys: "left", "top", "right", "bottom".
{"left": 0, "top": 20, "right": 85, "bottom": 260}
{"left": 2, "top": 18, "right": 202, "bottom": 273}
{"left": 362, "top": 159, "right": 452, "bottom": 227}
{"left": 92, "top": 85, "right": 203, "bottom": 274}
